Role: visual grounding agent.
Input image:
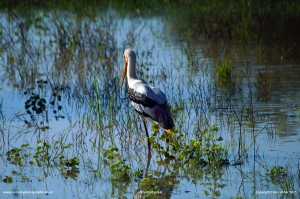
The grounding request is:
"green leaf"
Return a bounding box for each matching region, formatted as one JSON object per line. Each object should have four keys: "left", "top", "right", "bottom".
{"left": 21, "top": 143, "right": 29, "bottom": 148}
{"left": 2, "top": 176, "right": 13, "bottom": 183}
{"left": 149, "top": 136, "right": 155, "bottom": 143}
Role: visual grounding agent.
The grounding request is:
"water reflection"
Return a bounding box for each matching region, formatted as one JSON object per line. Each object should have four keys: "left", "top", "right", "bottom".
{"left": 0, "top": 1, "right": 299, "bottom": 198}
{"left": 134, "top": 155, "right": 176, "bottom": 199}
{"left": 133, "top": 152, "right": 228, "bottom": 199}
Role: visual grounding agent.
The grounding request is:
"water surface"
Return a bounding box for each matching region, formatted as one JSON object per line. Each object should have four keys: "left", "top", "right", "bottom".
{"left": 0, "top": 2, "right": 300, "bottom": 198}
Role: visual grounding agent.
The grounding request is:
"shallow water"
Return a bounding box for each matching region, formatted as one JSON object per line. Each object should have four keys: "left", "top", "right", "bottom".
{"left": 0, "top": 3, "right": 300, "bottom": 199}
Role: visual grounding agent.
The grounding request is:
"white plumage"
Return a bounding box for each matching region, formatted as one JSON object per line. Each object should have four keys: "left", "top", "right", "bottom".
{"left": 120, "top": 49, "right": 174, "bottom": 154}
{"left": 132, "top": 82, "right": 167, "bottom": 105}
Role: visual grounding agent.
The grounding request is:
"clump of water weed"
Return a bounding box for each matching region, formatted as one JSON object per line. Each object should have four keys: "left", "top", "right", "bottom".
{"left": 104, "top": 145, "right": 131, "bottom": 182}
{"left": 104, "top": 145, "right": 131, "bottom": 198}
{"left": 5, "top": 141, "right": 80, "bottom": 180}
{"left": 216, "top": 60, "right": 234, "bottom": 89}
{"left": 179, "top": 124, "right": 229, "bottom": 167}
{"left": 268, "top": 165, "right": 288, "bottom": 184}
{"left": 21, "top": 79, "right": 65, "bottom": 132}
{"left": 150, "top": 123, "right": 229, "bottom": 167}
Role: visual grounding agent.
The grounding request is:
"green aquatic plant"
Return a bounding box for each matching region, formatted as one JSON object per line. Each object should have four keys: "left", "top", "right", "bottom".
{"left": 136, "top": 123, "right": 228, "bottom": 198}
{"left": 104, "top": 145, "right": 131, "bottom": 198}
{"left": 6, "top": 144, "right": 31, "bottom": 167}
{"left": 266, "top": 164, "right": 297, "bottom": 196}
{"left": 21, "top": 79, "right": 65, "bottom": 132}
{"left": 104, "top": 145, "right": 131, "bottom": 182}
{"left": 0, "top": 2, "right": 299, "bottom": 198}
{"left": 179, "top": 124, "right": 229, "bottom": 166}
{"left": 11, "top": 170, "right": 30, "bottom": 182}
{"left": 135, "top": 175, "right": 178, "bottom": 199}
{"left": 31, "top": 140, "right": 51, "bottom": 167}
{"left": 60, "top": 157, "right": 80, "bottom": 180}
{"left": 149, "top": 123, "right": 179, "bottom": 158}
{"left": 2, "top": 176, "right": 13, "bottom": 183}
{"left": 254, "top": 67, "right": 280, "bottom": 102}
{"left": 269, "top": 165, "right": 288, "bottom": 184}
{"left": 216, "top": 60, "right": 234, "bottom": 89}
{"left": 5, "top": 140, "right": 79, "bottom": 181}
{"left": 150, "top": 123, "right": 229, "bottom": 167}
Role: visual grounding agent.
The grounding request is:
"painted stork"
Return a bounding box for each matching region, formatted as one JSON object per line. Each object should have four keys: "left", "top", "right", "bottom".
{"left": 120, "top": 49, "right": 174, "bottom": 154}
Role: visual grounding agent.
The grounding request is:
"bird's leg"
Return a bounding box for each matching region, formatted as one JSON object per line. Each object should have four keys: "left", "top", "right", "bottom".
{"left": 166, "top": 138, "right": 169, "bottom": 152}
{"left": 145, "top": 151, "right": 152, "bottom": 177}
{"left": 143, "top": 120, "right": 151, "bottom": 156}
{"left": 164, "top": 130, "right": 170, "bottom": 152}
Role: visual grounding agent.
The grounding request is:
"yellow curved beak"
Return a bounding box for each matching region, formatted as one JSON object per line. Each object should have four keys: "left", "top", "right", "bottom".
{"left": 120, "top": 57, "right": 127, "bottom": 91}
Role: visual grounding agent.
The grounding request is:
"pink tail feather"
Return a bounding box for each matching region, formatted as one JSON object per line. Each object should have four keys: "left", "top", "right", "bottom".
{"left": 158, "top": 104, "right": 174, "bottom": 130}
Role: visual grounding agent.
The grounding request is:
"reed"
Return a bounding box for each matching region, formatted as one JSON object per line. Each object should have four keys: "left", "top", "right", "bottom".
{"left": 0, "top": 3, "right": 299, "bottom": 198}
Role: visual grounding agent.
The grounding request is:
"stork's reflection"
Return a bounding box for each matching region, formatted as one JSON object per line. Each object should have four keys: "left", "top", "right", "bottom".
{"left": 133, "top": 153, "right": 178, "bottom": 199}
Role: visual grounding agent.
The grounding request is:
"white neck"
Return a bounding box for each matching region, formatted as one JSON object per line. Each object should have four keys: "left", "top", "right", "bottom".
{"left": 127, "top": 55, "right": 137, "bottom": 80}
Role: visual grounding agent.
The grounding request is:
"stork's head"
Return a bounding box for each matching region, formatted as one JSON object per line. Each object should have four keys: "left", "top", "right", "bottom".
{"left": 120, "top": 49, "right": 136, "bottom": 91}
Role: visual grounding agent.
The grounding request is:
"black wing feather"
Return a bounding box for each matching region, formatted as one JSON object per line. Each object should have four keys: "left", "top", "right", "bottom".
{"left": 128, "top": 88, "right": 157, "bottom": 108}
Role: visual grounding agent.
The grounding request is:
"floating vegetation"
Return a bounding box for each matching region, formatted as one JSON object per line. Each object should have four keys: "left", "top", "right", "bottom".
{"left": 2, "top": 176, "right": 13, "bottom": 183}
{"left": 104, "top": 145, "right": 131, "bottom": 198}
{"left": 104, "top": 145, "right": 131, "bottom": 183}
{"left": 216, "top": 60, "right": 234, "bottom": 90}
{"left": 4, "top": 140, "right": 80, "bottom": 181}
{"left": 269, "top": 165, "right": 288, "bottom": 185}
{"left": 6, "top": 147, "right": 24, "bottom": 167}
{"left": 0, "top": 1, "right": 299, "bottom": 198}
{"left": 60, "top": 157, "right": 80, "bottom": 180}
{"left": 19, "top": 79, "right": 65, "bottom": 132}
